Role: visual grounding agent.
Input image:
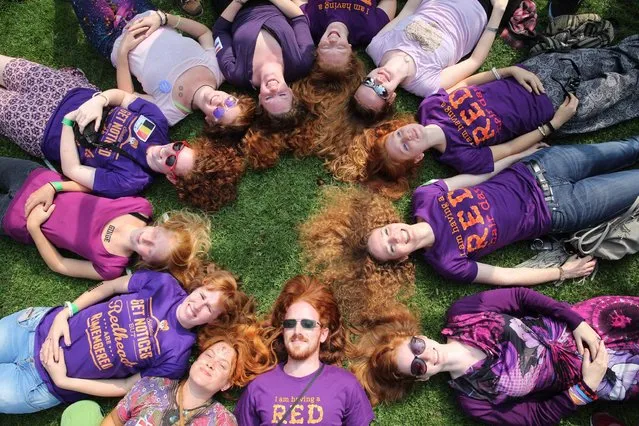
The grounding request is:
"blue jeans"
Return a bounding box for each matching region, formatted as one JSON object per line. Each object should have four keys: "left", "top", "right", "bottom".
{"left": 524, "top": 137, "right": 639, "bottom": 233}
{"left": 0, "top": 307, "right": 60, "bottom": 414}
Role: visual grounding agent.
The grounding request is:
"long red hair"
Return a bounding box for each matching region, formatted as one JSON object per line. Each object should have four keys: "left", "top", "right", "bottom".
{"left": 269, "top": 275, "right": 347, "bottom": 365}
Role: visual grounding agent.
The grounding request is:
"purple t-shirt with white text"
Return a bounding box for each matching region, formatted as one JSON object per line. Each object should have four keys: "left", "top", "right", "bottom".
{"left": 42, "top": 89, "right": 169, "bottom": 198}
{"left": 302, "top": 0, "right": 390, "bottom": 46}
{"left": 2, "top": 168, "right": 152, "bottom": 279}
{"left": 412, "top": 163, "right": 551, "bottom": 282}
{"left": 234, "top": 363, "right": 374, "bottom": 425}
{"left": 419, "top": 75, "right": 554, "bottom": 174}
{"left": 33, "top": 270, "right": 195, "bottom": 403}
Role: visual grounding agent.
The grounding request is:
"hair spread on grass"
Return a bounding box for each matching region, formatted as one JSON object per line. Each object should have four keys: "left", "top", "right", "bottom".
{"left": 348, "top": 305, "right": 421, "bottom": 406}
{"left": 319, "top": 114, "right": 419, "bottom": 199}
{"left": 137, "top": 210, "right": 211, "bottom": 288}
{"left": 299, "top": 186, "right": 415, "bottom": 324}
{"left": 196, "top": 265, "right": 278, "bottom": 389}
{"left": 202, "top": 94, "right": 256, "bottom": 139}
{"left": 269, "top": 275, "right": 348, "bottom": 365}
{"left": 174, "top": 137, "right": 246, "bottom": 212}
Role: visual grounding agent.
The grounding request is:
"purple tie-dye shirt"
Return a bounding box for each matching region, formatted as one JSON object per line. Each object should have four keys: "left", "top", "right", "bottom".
{"left": 443, "top": 288, "right": 639, "bottom": 426}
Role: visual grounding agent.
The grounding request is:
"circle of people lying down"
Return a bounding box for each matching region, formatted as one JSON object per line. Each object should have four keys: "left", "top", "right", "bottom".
{"left": 1, "top": 0, "right": 639, "bottom": 423}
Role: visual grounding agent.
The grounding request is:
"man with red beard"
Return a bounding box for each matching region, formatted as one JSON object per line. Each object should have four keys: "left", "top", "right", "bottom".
{"left": 235, "top": 275, "right": 374, "bottom": 425}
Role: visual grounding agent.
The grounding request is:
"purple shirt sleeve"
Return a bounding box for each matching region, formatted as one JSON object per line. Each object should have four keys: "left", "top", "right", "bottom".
{"left": 126, "top": 98, "right": 170, "bottom": 141}
{"left": 92, "top": 169, "right": 151, "bottom": 198}
{"left": 447, "top": 288, "right": 585, "bottom": 330}
{"left": 343, "top": 381, "right": 375, "bottom": 426}
{"left": 213, "top": 17, "right": 242, "bottom": 86}
{"left": 234, "top": 385, "right": 260, "bottom": 426}
{"left": 290, "top": 15, "right": 315, "bottom": 75}
{"left": 457, "top": 390, "right": 576, "bottom": 426}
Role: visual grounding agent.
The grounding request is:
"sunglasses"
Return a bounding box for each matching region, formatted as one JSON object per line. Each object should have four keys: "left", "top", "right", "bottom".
{"left": 409, "top": 336, "right": 427, "bottom": 377}
{"left": 212, "top": 96, "right": 238, "bottom": 121}
{"left": 282, "top": 319, "right": 322, "bottom": 330}
{"left": 165, "top": 141, "right": 190, "bottom": 177}
{"left": 362, "top": 77, "right": 390, "bottom": 100}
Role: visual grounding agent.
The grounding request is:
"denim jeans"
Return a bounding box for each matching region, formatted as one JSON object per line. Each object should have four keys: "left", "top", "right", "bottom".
{"left": 0, "top": 307, "right": 60, "bottom": 414}
{"left": 523, "top": 136, "right": 639, "bottom": 233}
{"left": 0, "top": 157, "right": 41, "bottom": 236}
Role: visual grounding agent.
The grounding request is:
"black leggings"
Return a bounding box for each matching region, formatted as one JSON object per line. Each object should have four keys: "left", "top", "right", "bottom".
{"left": 0, "top": 157, "right": 41, "bottom": 235}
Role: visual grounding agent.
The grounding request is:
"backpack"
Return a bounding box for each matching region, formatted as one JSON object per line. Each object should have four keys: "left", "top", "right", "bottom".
{"left": 530, "top": 13, "right": 614, "bottom": 55}
{"left": 500, "top": 0, "right": 538, "bottom": 49}
{"left": 567, "top": 196, "right": 639, "bottom": 260}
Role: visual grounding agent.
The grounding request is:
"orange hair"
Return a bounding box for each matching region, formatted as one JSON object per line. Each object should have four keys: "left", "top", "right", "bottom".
{"left": 270, "top": 275, "right": 347, "bottom": 365}
{"left": 203, "top": 94, "right": 256, "bottom": 139}
{"left": 174, "top": 137, "right": 246, "bottom": 212}
{"left": 349, "top": 305, "right": 421, "bottom": 406}
{"left": 299, "top": 186, "right": 415, "bottom": 324}
{"left": 137, "top": 210, "right": 211, "bottom": 288}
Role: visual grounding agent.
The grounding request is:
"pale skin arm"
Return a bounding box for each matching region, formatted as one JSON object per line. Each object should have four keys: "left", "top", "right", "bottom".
{"left": 490, "top": 94, "right": 579, "bottom": 162}
{"left": 268, "top": 0, "right": 304, "bottom": 18}
{"left": 41, "top": 275, "right": 132, "bottom": 362}
{"left": 474, "top": 255, "right": 597, "bottom": 286}
{"left": 41, "top": 348, "right": 141, "bottom": 397}
{"left": 439, "top": 3, "right": 506, "bottom": 90}
{"left": 60, "top": 89, "right": 137, "bottom": 189}
{"left": 443, "top": 144, "right": 545, "bottom": 190}
{"left": 24, "top": 180, "right": 90, "bottom": 218}
{"left": 292, "top": 0, "right": 306, "bottom": 5}
{"left": 447, "top": 66, "right": 546, "bottom": 93}
{"left": 126, "top": 13, "right": 214, "bottom": 49}
{"left": 101, "top": 410, "right": 125, "bottom": 426}
{"left": 220, "top": 0, "right": 246, "bottom": 23}
{"left": 26, "top": 206, "right": 102, "bottom": 280}
{"left": 377, "top": 0, "right": 398, "bottom": 19}
{"left": 375, "top": 0, "right": 422, "bottom": 36}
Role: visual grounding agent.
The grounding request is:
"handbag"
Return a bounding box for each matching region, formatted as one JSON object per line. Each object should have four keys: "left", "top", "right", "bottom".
{"left": 567, "top": 196, "right": 639, "bottom": 260}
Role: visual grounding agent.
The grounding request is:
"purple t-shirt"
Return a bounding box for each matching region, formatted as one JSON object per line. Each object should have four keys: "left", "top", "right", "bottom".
{"left": 34, "top": 270, "right": 195, "bottom": 403}
{"left": 420, "top": 76, "right": 554, "bottom": 174}
{"left": 42, "top": 89, "right": 169, "bottom": 198}
{"left": 213, "top": 5, "right": 315, "bottom": 88}
{"left": 301, "top": 0, "right": 390, "bottom": 46}
{"left": 412, "top": 163, "right": 551, "bottom": 282}
{"left": 234, "top": 363, "right": 374, "bottom": 426}
{"left": 2, "top": 168, "right": 152, "bottom": 280}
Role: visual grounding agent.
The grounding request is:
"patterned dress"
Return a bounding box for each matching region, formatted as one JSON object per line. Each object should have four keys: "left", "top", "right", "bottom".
{"left": 442, "top": 288, "right": 639, "bottom": 426}
{"left": 116, "top": 376, "right": 237, "bottom": 426}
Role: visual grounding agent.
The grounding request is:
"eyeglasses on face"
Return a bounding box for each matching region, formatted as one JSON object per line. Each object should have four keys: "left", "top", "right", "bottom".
{"left": 282, "top": 319, "right": 322, "bottom": 330}
{"left": 362, "top": 77, "right": 390, "bottom": 100}
{"left": 212, "top": 96, "right": 239, "bottom": 121}
{"left": 165, "top": 141, "right": 190, "bottom": 177}
{"left": 409, "top": 336, "right": 427, "bottom": 377}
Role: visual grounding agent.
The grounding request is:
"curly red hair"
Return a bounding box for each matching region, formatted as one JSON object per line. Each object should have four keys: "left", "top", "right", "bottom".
{"left": 269, "top": 275, "right": 347, "bottom": 365}
{"left": 203, "top": 94, "right": 256, "bottom": 139}
{"left": 174, "top": 137, "right": 246, "bottom": 212}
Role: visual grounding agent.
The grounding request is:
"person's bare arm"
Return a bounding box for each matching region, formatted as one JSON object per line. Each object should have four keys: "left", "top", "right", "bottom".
{"left": 375, "top": 0, "right": 422, "bottom": 36}
{"left": 439, "top": 1, "right": 506, "bottom": 90}
{"left": 377, "top": 0, "right": 397, "bottom": 19}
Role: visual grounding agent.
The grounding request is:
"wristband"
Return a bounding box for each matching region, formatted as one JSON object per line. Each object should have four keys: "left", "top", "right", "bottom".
{"left": 537, "top": 125, "right": 547, "bottom": 138}
{"left": 61, "top": 117, "right": 75, "bottom": 127}
{"left": 173, "top": 15, "right": 182, "bottom": 29}
{"left": 155, "top": 10, "right": 165, "bottom": 25}
{"left": 545, "top": 121, "right": 556, "bottom": 133}
{"left": 64, "top": 301, "right": 79, "bottom": 317}
{"left": 485, "top": 26, "right": 499, "bottom": 33}
{"left": 558, "top": 266, "right": 565, "bottom": 281}
{"left": 161, "top": 10, "right": 168, "bottom": 25}
{"left": 91, "top": 91, "right": 109, "bottom": 107}
{"left": 49, "top": 181, "right": 64, "bottom": 193}
{"left": 491, "top": 67, "right": 501, "bottom": 81}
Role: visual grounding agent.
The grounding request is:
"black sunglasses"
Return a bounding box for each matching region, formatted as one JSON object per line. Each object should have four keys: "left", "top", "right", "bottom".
{"left": 282, "top": 319, "right": 322, "bottom": 329}
{"left": 362, "top": 77, "right": 390, "bottom": 100}
{"left": 409, "top": 336, "right": 427, "bottom": 377}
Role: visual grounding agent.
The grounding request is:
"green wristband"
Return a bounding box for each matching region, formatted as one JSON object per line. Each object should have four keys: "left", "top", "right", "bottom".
{"left": 61, "top": 117, "right": 75, "bottom": 127}
{"left": 50, "top": 181, "right": 64, "bottom": 192}
{"left": 64, "top": 301, "right": 80, "bottom": 317}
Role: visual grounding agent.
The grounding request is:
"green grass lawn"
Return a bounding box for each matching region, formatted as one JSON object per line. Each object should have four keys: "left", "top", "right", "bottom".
{"left": 1, "top": 0, "right": 639, "bottom": 424}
